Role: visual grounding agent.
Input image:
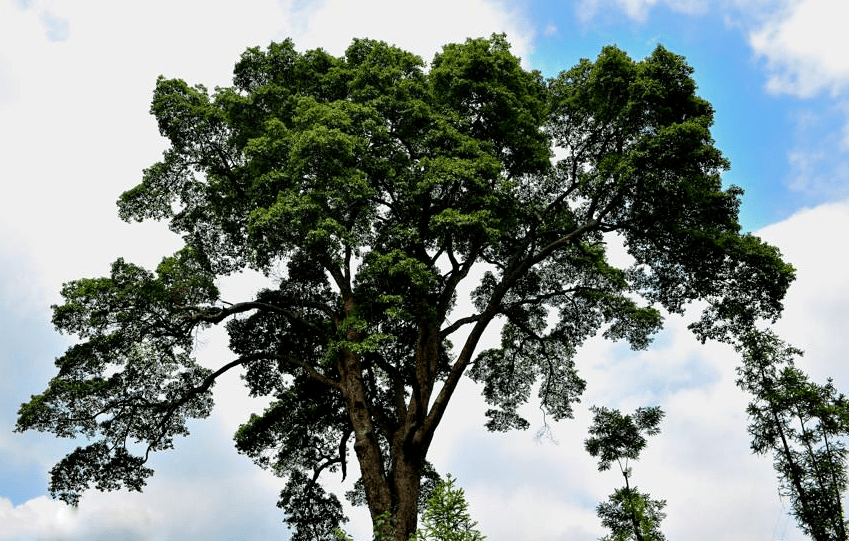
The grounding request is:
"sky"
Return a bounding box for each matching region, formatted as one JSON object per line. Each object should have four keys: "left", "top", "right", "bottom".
{"left": 1, "top": 0, "right": 849, "bottom": 539}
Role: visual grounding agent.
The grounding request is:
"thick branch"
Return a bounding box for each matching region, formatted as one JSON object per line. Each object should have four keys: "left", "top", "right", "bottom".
{"left": 275, "top": 353, "right": 342, "bottom": 390}
{"left": 440, "top": 313, "right": 483, "bottom": 338}
{"left": 180, "top": 299, "right": 335, "bottom": 331}
{"left": 532, "top": 219, "right": 599, "bottom": 264}
{"left": 423, "top": 219, "right": 601, "bottom": 448}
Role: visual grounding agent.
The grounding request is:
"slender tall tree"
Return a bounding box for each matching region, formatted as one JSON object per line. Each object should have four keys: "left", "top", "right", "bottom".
{"left": 737, "top": 330, "right": 849, "bottom": 541}
{"left": 17, "top": 34, "right": 794, "bottom": 540}
{"left": 585, "top": 406, "right": 667, "bottom": 541}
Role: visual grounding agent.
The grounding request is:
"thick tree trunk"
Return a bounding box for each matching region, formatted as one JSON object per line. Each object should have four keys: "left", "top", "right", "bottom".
{"left": 346, "top": 397, "right": 425, "bottom": 540}
{"left": 336, "top": 292, "right": 460, "bottom": 539}
{"left": 389, "top": 451, "right": 423, "bottom": 540}
{"left": 338, "top": 347, "right": 393, "bottom": 524}
{"left": 338, "top": 348, "right": 429, "bottom": 540}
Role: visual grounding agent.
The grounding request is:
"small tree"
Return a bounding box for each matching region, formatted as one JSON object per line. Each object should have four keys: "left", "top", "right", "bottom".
{"left": 333, "top": 474, "right": 484, "bottom": 541}
{"left": 585, "top": 406, "right": 667, "bottom": 541}
{"left": 417, "top": 474, "right": 485, "bottom": 541}
{"left": 737, "top": 330, "right": 849, "bottom": 541}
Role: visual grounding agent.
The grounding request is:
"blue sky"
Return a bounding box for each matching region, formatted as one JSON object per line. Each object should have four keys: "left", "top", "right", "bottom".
{"left": 2, "top": 0, "right": 849, "bottom": 539}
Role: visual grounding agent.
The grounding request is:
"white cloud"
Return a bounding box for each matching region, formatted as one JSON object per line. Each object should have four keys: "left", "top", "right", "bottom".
{"left": 778, "top": 105, "right": 849, "bottom": 200}
{"left": 749, "top": 0, "right": 849, "bottom": 97}
{"left": 290, "top": 0, "right": 534, "bottom": 65}
{"left": 0, "top": 0, "right": 288, "bottom": 294}
{"left": 759, "top": 200, "right": 849, "bottom": 383}
{"left": 575, "top": 0, "right": 849, "bottom": 101}
{"left": 0, "top": 412, "right": 289, "bottom": 541}
{"left": 0, "top": 494, "right": 154, "bottom": 541}
{"left": 39, "top": 11, "right": 69, "bottom": 42}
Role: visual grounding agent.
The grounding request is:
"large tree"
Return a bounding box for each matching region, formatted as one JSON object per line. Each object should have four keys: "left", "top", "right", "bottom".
{"left": 17, "top": 35, "right": 794, "bottom": 540}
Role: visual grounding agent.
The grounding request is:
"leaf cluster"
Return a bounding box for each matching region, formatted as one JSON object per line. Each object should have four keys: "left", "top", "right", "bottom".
{"left": 585, "top": 406, "right": 664, "bottom": 473}
{"left": 16, "top": 250, "right": 219, "bottom": 504}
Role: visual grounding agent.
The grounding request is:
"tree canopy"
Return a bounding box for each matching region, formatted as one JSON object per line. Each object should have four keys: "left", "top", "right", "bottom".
{"left": 16, "top": 34, "right": 794, "bottom": 540}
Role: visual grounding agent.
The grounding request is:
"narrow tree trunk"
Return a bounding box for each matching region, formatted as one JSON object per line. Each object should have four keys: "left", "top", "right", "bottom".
{"left": 755, "top": 365, "right": 823, "bottom": 540}
{"left": 622, "top": 472, "right": 645, "bottom": 541}
{"left": 796, "top": 412, "right": 833, "bottom": 517}
{"left": 772, "top": 408, "right": 825, "bottom": 540}
{"left": 819, "top": 429, "right": 847, "bottom": 540}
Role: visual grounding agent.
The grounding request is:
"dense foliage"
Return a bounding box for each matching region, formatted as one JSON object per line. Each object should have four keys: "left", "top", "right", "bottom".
{"left": 17, "top": 34, "right": 794, "bottom": 540}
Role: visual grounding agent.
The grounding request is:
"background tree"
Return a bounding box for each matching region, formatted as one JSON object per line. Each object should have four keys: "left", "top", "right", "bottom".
{"left": 736, "top": 330, "right": 849, "bottom": 541}
{"left": 16, "top": 34, "right": 794, "bottom": 540}
{"left": 585, "top": 406, "right": 667, "bottom": 541}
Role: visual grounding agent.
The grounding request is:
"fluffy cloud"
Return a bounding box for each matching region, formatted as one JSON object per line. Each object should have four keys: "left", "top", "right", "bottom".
{"left": 287, "top": 0, "right": 534, "bottom": 64}
{"left": 0, "top": 456, "right": 288, "bottom": 541}
{"left": 575, "top": 0, "right": 849, "bottom": 101}
{"left": 760, "top": 200, "right": 849, "bottom": 384}
{"left": 738, "top": 1, "right": 849, "bottom": 204}
{"left": 749, "top": 0, "right": 849, "bottom": 98}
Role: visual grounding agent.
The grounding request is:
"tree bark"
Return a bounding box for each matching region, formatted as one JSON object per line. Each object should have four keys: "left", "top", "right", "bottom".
{"left": 338, "top": 346, "right": 392, "bottom": 525}
{"left": 389, "top": 450, "right": 423, "bottom": 540}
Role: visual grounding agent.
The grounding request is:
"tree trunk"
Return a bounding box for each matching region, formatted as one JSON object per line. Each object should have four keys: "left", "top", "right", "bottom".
{"left": 389, "top": 451, "right": 423, "bottom": 540}
{"left": 338, "top": 347, "right": 393, "bottom": 526}
{"left": 338, "top": 337, "right": 432, "bottom": 540}
{"left": 756, "top": 365, "right": 823, "bottom": 540}
{"left": 819, "top": 430, "right": 848, "bottom": 540}
{"left": 623, "top": 472, "right": 645, "bottom": 541}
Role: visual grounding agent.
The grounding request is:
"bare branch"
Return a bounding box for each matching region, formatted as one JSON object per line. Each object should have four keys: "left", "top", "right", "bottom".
{"left": 440, "top": 314, "right": 483, "bottom": 338}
